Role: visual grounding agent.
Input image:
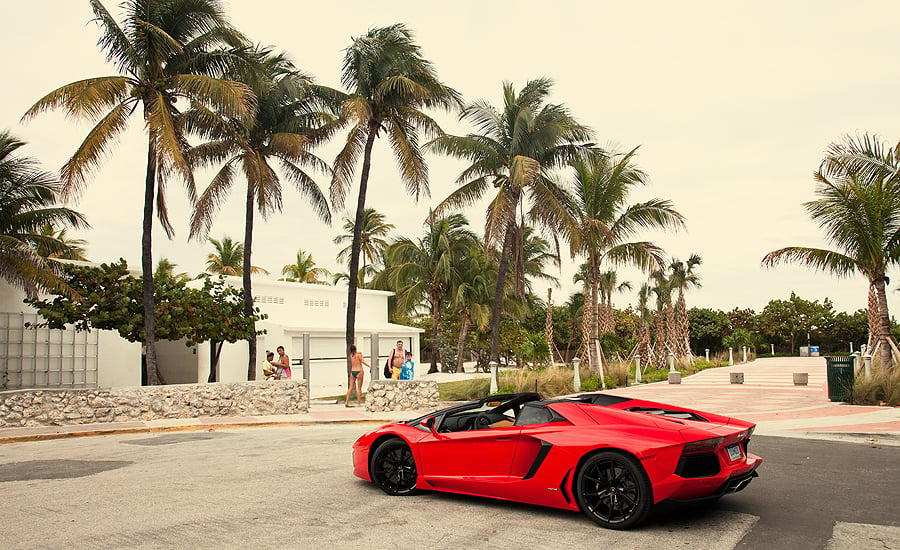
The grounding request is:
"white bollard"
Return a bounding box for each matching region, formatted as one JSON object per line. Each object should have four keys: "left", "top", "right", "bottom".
{"left": 742, "top": 346, "right": 747, "bottom": 363}
{"left": 705, "top": 348, "right": 710, "bottom": 362}
{"left": 573, "top": 357, "right": 581, "bottom": 392}
{"left": 634, "top": 356, "right": 642, "bottom": 383}
{"left": 729, "top": 348, "right": 734, "bottom": 366}
{"left": 668, "top": 352, "right": 675, "bottom": 372}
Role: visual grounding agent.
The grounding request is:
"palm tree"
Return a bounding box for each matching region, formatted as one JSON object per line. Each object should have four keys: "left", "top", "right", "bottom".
{"left": 334, "top": 207, "right": 394, "bottom": 283}
{"left": 155, "top": 257, "right": 188, "bottom": 281}
{"left": 518, "top": 225, "right": 560, "bottom": 296}
{"left": 450, "top": 239, "right": 493, "bottom": 373}
{"left": 281, "top": 249, "right": 331, "bottom": 284}
{"left": 763, "top": 134, "right": 900, "bottom": 370}
{"left": 377, "top": 213, "right": 477, "bottom": 373}
{"left": 330, "top": 23, "right": 461, "bottom": 369}
{"left": 597, "top": 271, "right": 631, "bottom": 335}
{"left": 206, "top": 235, "right": 268, "bottom": 276}
{"left": 563, "top": 149, "right": 685, "bottom": 374}
{"left": 650, "top": 268, "right": 675, "bottom": 369}
{"left": 635, "top": 282, "right": 653, "bottom": 369}
{"left": 22, "top": 0, "right": 252, "bottom": 384}
{"left": 668, "top": 254, "right": 702, "bottom": 358}
{"left": 188, "top": 46, "right": 335, "bottom": 378}
{"left": 32, "top": 224, "right": 89, "bottom": 261}
{"left": 429, "top": 78, "right": 593, "bottom": 365}
{"left": 0, "top": 131, "right": 88, "bottom": 297}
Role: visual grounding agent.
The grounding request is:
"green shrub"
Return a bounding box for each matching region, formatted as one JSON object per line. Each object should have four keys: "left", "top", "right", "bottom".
{"left": 852, "top": 367, "right": 900, "bottom": 406}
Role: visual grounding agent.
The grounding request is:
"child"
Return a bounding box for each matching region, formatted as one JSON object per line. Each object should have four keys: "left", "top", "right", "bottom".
{"left": 262, "top": 351, "right": 277, "bottom": 380}
{"left": 400, "top": 351, "right": 414, "bottom": 380}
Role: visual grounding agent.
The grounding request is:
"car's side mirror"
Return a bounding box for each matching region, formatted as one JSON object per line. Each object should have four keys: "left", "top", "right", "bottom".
{"left": 425, "top": 416, "right": 441, "bottom": 438}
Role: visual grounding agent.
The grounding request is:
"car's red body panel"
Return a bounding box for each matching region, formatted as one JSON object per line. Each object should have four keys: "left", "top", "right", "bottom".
{"left": 353, "top": 392, "right": 762, "bottom": 515}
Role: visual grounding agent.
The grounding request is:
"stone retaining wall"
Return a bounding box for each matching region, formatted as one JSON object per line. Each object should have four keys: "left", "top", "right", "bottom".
{"left": 365, "top": 380, "right": 439, "bottom": 412}
{"left": 0, "top": 380, "right": 308, "bottom": 428}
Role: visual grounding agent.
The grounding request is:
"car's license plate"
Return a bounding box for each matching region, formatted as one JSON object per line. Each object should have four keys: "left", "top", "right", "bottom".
{"left": 727, "top": 444, "right": 742, "bottom": 461}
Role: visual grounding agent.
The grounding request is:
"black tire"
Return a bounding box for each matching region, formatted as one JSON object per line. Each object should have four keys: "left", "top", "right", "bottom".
{"left": 370, "top": 438, "right": 418, "bottom": 496}
{"left": 574, "top": 451, "right": 653, "bottom": 530}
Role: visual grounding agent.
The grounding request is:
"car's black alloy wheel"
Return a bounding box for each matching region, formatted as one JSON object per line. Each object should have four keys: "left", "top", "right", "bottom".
{"left": 370, "top": 438, "right": 418, "bottom": 496}
{"left": 575, "top": 451, "right": 652, "bottom": 529}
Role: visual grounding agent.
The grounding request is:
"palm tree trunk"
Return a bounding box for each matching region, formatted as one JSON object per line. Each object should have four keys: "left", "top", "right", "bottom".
{"left": 346, "top": 125, "right": 379, "bottom": 375}
{"left": 244, "top": 181, "right": 257, "bottom": 380}
{"left": 867, "top": 283, "right": 879, "bottom": 350}
{"left": 873, "top": 277, "right": 894, "bottom": 370}
{"left": 456, "top": 314, "right": 470, "bottom": 373}
{"left": 142, "top": 136, "right": 159, "bottom": 385}
{"left": 589, "top": 257, "right": 601, "bottom": 375}
{"left": 429, "top": 292, "right": 442, "bottom": 374}
{"left": 489, "top": 223, "right": 515, "bottom": 364}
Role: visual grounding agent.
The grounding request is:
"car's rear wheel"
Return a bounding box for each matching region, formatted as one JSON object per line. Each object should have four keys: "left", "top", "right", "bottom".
{"left": 370, "top": 438, "right": 418, "bottom": 496}
{"left": 575, "top": 451, "right": 652, "bottom": 530}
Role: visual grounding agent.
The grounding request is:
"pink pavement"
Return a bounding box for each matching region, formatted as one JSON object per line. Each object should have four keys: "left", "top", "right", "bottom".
{"left": 606, "top": 356, "right": 900, "bottom": 441}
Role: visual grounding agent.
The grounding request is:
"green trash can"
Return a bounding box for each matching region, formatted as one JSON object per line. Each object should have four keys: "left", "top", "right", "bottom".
{"left": 824, "top": 356, "right": 855, "bottom": 402}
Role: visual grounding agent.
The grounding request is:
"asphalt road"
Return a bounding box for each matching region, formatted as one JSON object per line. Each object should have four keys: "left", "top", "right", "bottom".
{"left": 0, "top": 425, "right": 897, "bottom": 549}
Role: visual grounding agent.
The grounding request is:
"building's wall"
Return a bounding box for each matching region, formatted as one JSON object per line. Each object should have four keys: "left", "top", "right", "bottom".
{"left": 156, "top": 339, "right": 198, "bottom": 384}
{"left": 96, "top": 331, "right": 141, "bottom": 388}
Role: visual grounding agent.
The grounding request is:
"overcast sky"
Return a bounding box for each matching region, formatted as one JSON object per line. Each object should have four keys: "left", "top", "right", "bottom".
{"left": 3, "top": 1, "right": 900, "bottom": 319}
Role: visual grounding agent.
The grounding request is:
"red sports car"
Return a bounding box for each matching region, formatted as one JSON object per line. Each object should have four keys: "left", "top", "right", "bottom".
{"left": 352, "top": 392, "right": 762, "bottom": 529}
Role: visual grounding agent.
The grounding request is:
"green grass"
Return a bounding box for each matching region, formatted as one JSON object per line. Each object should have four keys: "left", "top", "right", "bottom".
{"left": 317, "top": 354, "right": 733, "bottom": 403}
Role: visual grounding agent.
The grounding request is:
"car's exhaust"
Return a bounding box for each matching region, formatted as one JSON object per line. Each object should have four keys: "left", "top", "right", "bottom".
{"left": 722, "top": 470, "right": 758, "bottom": 494}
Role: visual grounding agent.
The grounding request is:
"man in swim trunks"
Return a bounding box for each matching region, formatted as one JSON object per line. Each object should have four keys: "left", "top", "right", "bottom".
{"left": 345, "top": 344, "right": 370, "bottom": 407}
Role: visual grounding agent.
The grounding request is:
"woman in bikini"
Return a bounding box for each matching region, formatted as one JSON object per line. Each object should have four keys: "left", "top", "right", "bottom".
{"left": 345, "top": 345, "right": 370, "bottom": 407}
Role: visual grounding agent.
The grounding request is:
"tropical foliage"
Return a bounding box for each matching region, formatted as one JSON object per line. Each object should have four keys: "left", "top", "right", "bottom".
{"left": 763, "top": 134, "right": 900, "bottom": 370}
{"left": 377, "top": 213, "right": 478, "bottom": 372}
{"left": 281, "top": 249, "right": 330, "bottom": 284}
{"left": 25, "top": 260, "right": 264, "bottom": 382}
{"left": 429, "top": 78, "right": 593, "bottom": 365}
{"left": 0, "top": 131, "right": 88, "bottom": 297}
{"left": 22, "top": 0, "right": 253, "bottom": 384}
{"left": 330, "top": 23, "right": 460, "bottom": 368}
{"left": 188, "top": 46, "right": 337, "bottom": 377}
{"left": 562, "top": 148, "right": 685, "bottom": 373}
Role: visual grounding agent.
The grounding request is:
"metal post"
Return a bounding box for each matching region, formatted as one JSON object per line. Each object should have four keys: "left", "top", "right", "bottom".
{"left": 489, "top": 361, "right": 499, "bottom": 393}
{"left": 634, "top": 355, "right": 641, "bottom": 383}
{"left": 303, "top": 333, "right": 311, "bottom": 409}
{"left": 850, "top": 341, "right": 854, "bottom": 354}
{"left": 771, "top": 343, "right": 775, "bottom": 356}
{"left": 668, "top": 352, "right": 675, "bottom": 372}
{"left": 729, "top": 348, "right": 734, "bottom": 366}
{"left": 573, "top": 357, "right": 581, "bottom": 392}
{"left": 370, "top": 333, "right": 379, "bottom": 382}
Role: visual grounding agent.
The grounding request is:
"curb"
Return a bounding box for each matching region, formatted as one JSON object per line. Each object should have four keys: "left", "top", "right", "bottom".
{"left": 0, "top": 417, "right": 388, "bottom": 445}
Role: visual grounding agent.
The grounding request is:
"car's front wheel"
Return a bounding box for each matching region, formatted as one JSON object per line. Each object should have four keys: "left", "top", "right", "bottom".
{"left": 575, "top": 451, "right": 652, "bottom": 529}
{"left": 370, "top": 438, "right": 418, "bottom": 496}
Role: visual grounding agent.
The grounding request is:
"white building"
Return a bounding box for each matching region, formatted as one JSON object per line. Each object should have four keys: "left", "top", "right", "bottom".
{"left": 0, "top": 271, "right": 422, "bottom": 394}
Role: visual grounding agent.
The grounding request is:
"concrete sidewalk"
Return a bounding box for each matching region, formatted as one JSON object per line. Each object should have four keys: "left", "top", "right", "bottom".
{"left": 1, "top": 357, "right": 897, "bottom": 446}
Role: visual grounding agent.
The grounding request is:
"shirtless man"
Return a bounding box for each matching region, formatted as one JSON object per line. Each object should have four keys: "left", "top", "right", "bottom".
{"left": 390, "top": 340, "right": 405, "bottom": 380}
{"left": 345, "top": 345, "right": 370, "bottom": 407}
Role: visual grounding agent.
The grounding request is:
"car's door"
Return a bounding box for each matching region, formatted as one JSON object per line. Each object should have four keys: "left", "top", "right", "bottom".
{"left": 418, "top": 424, "right": 522, "bottom": 481}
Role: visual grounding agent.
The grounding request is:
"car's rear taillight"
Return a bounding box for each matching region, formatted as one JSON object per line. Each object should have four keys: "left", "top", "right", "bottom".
{"left": 682, "top": 437, "right": 723, "bottom": 454}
